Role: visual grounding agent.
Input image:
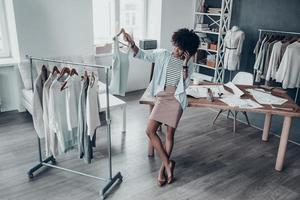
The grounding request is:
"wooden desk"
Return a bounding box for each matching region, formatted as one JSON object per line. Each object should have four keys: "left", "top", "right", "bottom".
{"left": 139, "top": 84, "right": 300, "bottom": 171}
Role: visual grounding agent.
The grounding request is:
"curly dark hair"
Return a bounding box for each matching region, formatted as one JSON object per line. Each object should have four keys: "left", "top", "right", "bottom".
{"left": 171, "top": 28, "right": 200, "bottom": 56}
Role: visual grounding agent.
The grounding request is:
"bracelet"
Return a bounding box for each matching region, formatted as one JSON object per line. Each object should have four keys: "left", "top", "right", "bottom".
{"left": 130, "top": 42, "right": 136, "bottom": 48}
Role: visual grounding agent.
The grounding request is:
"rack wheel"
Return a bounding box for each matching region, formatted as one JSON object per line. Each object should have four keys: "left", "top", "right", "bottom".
{"left": 51, "top": 159, "right": 57, "bottom": 165}
{"left": 28, "top": 173, "right": 34, "bottom": 179}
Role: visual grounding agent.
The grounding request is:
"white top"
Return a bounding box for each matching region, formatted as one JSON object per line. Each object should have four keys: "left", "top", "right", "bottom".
{"left": 42, "top": 72, "right": 57, "bottom": 156}
{"left": 86, "top": 82, "right": 101, "bottom": 138}
{"left": 276, "top": 42, "right": 300, "bottom": 89}
{"left": 66, "top": 75, "right": 81, "bottom": 131}
{"left": 265, "top": 41, "right": 283, "bottom": 81}
{"left": 49, "top": 78, "right": 76, "bottom": 154}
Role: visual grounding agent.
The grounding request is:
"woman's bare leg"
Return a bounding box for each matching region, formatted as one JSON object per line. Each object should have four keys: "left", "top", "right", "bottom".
{"left": 158, "top": 126, "right": 176, "bottom": 180}
{"left": 146, "top": 120, "right": 172, "bottom": 176}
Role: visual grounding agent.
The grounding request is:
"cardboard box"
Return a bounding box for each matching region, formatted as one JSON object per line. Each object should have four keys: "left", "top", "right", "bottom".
{"left": 209, "top": 43, "right": 217, "bottom": 51}
{"left": 206, "top": 60, "right": 216, "bottom": 68}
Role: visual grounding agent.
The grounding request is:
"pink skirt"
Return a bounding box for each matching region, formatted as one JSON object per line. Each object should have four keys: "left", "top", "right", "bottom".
{"left": 149, "top": 86, "right": 183, "bottom": 128}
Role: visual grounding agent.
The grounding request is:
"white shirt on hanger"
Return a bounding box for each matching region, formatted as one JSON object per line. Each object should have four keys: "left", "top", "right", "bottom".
{"left": 32, "top": 66, "right": 48, "bottom": 138}
{"left": 66, "top": 75, "right": 81, "bottom": 131}
{"left": 276, "top": 42, "right": 300, "bottom": 89}
{"left": 49, "top": 78, "right": 77, "bottom": 156}
{"left": 42, "top": 72, "right": 57, "bottom": 156}
{"left": 266, "top": 41, "right": 283, "bottom": 81}
{"left": 86, "top": 81, "right": 101, "bottom": 139}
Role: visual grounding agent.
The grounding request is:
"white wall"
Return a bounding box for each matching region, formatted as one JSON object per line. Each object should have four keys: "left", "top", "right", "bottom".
{"left": 160, "top": 0, "right": 195, "bottom": 51}
{"left": 13, "top": 0, "right": 94, "bottom": 59}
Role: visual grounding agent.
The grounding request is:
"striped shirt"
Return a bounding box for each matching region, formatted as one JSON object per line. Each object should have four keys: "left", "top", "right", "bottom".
{"left": 165, "top": 55, "right": 183, "bottom": 86}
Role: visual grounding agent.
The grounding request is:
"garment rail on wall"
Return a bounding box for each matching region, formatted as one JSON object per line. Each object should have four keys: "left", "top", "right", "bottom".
{"left": 256, "top": 29, "right": 300, "bottom": 103}
{"left": 26, "top": 55, "right": 122, "bottom": 200}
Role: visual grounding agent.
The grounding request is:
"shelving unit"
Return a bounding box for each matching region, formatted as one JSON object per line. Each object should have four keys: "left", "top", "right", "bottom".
{"left": 193, "top": 0, "right": 233, "bottom": 82}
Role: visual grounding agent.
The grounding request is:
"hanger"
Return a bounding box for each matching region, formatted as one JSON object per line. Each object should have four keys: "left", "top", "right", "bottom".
{"left": 113, "top": 28, "right": 125, "bottom": 40}
{"left": 58, "top": 67, "right": 71, "bottom": 91}
{"left": 70, "top": 68, "right": 78, "bottom": 76}
{"left": 52, "top": 66, "right": 60, "bottom": 74}
{"left": 81, "top": 70, "right": 88, "bottom": 81}
{"left": 90, "top": 71, "right": 96, "bottom": 88}
{"left": 113, "top": 28, "right": 130, "bottom": 47}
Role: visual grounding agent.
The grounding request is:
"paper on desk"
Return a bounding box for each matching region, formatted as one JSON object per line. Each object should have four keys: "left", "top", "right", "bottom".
{"left": 224, "top": 82, "right": 244, "bottom": 97}
{"left": 246, "top": 89, "right": 288, "bottom": 105}
{"left": 186, "top": 85, "right": 232, "bottom": 98}
{"left": 220, "top": 97, "right": 263, "bottom": 109}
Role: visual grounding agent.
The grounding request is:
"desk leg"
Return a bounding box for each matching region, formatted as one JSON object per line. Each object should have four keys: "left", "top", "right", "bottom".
{"left": 262, "top": 113, "right": 272, "bottom": 142}
{"left": 122, "top": 105, "right": 126, "bottom": 133}
{"left": 148, "top": 105, "right": 155, "bottom": 157}
{"left": 275, "top": 116, "right": 292, "bottom": 171}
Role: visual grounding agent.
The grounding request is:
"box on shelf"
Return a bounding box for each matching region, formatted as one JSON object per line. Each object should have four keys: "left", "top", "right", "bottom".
{"left": 206, "top": 60, "right": 216, "bottom": 68}
{"left": 195, "top": 24, "right": 210, "bottom": 32}
{"left": 209, "top": 43, "right": 217, "bottom": 51}
{"left": 208, "top": 8, "right": 222, "bottom": 14}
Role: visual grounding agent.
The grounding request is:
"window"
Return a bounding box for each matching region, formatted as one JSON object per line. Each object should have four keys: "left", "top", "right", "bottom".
{"left": 120, "top": 0, "right": 146, "bottom": 40}
{"left": 93, "top": 0, "right": 147, "bottom": 50}
{"left": 0, "top": 0, "right": 10, "bottom": 58}
{"left": 93, "top": 0, "right": 115, "bottom": 46}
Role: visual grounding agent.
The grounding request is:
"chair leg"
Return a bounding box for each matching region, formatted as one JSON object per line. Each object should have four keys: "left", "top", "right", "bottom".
{"left": 233, "top": 111, "right": 237, "bottom": 133}
{"left": 213, "top": 109, "right": 223, "bottom": 124}
{"left": 227, "top": 110, "right": 234, "bottom": 118}
{"left": 243, "top": 112, "right": 251, "bottom": 126}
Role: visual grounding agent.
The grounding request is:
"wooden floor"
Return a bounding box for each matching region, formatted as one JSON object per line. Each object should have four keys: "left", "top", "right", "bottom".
{"left": 1, "top": 90, "right": 300, "bottom": 200}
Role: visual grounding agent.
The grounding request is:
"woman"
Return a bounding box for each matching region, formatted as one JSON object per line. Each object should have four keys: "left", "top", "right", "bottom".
{"left": 123, "top": 28, "right": 200, "bottom": 186}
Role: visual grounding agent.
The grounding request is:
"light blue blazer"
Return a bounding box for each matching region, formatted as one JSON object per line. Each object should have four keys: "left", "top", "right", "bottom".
{"left": 135, "top": 48, "right": 194, "bottom": 110}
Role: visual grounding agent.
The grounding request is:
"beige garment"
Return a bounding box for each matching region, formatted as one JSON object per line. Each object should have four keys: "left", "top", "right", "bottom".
{"left": 149, "top": 86, "right": 183, "bottom": 128}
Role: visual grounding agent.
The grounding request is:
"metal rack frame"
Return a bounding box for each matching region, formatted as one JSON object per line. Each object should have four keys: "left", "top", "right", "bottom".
{"left": 258, "top": 29, "right": 300, "bottom": 103}
{"left": 194, "top": 0, "right": 233, "bottom": 83}
{"left": 26, "top": 55, "right": 122, "bottom": 199}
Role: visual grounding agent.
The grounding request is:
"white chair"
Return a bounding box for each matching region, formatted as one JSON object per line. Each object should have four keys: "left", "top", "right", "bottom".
{"left": 213, "top": 72, "right": 254, "bottom": 132}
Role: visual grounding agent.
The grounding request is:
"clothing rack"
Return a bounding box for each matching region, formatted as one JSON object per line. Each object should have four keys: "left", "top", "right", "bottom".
{"left": 26, "top": 55, "right": 122, "bottom": 199}
{"left": 257, "top": 29, "right": 300, "bottom": 103}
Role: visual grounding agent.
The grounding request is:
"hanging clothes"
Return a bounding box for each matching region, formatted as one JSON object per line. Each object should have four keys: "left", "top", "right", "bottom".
{"left": 276, "top": 42, "right": 300, "bottom": 89}
{"left": 32, "top": 65, "right": 49, "bottom": 138}
{"left": 109, "top": 36, "right": 130, "bottom": 96}
{"left": 265, "top": 41, "right": 283, "bottom": 81}
{"left": 262, "top": 40, "right": 278, "bottom": 78}
{"left": 43, "top": 71, "right": 58, "bottom": 157}
{"left": 66, "top": 75, "right": 81, "bottom": 131}
{"left": 86, "top": 80, "right": 101, "bottom": 139}
{"left": 223, "top": 26, "right": 245, "bottom": 71}
{"left": 77, "top": 76, "right": 97, "bottom": 164}
{"left": 253, "top": 37, "right": 262, "bottom": 59}
{"left": 49, "top": 77, "right": 77, "bottom": 156}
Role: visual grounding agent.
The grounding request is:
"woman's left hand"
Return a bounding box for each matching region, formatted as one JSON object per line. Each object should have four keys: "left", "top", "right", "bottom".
{"left": 183, "top": 51, "right": 191, "bottom": 66}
